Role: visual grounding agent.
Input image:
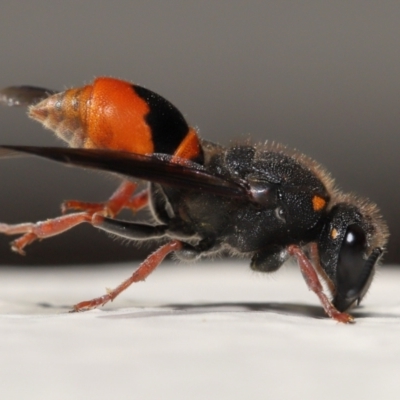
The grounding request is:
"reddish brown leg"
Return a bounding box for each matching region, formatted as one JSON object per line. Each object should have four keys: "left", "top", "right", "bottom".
{"left": 0, "top": 212, "right": 92, "bottom": 255}
{"left": 308, "top": 242, "right": 336, "bottom": 295}
{"left": 287, "top": 244, "right": 354, "bottom": 323}
{"left": 124, "top": 189, "right": 149, "bottom": 211}
{"left": 71, "top": 240, "right": 183, "bottom": 312}
{"left": 0, "top": 181, "right": 150, "bottom": 254}
{"left": 62, "top": 181, "right": 149, "bottom": 217}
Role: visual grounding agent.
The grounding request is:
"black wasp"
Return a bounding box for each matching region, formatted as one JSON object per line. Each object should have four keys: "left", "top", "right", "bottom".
{"left": 0, "top": 77, "right": 388, "bottom": 322}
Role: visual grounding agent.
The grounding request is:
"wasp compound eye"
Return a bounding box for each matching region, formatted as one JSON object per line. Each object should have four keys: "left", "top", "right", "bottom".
{"left": 333, "top": 224, "right": 382, "bottom": 312}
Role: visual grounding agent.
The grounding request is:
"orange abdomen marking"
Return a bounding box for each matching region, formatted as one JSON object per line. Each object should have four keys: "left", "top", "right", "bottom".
{"left": 29, "top": 77, "right": 204, "bottom": 163}
{"left": 172, "top": 128, "right": 202, "bottom": 161}
{"left": 85, "top": 78, "right": 154, "bottom": 154}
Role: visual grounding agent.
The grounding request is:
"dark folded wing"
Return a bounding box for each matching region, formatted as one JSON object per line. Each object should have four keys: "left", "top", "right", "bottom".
{"left": 0, "top": 146, "right": 249, "bottom": 199}
{"left": 0, "top": 86, "right": 56, "bottom": 107}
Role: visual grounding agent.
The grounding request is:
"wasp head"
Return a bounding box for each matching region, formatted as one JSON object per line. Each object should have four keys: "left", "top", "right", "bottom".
{"left": 318, "top": 199, "right": 389, "bottom": 312}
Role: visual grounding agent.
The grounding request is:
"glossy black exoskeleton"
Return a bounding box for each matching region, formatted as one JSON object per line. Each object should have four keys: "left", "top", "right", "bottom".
{"left": 0, "top": 78, "right": 388, "bottom": 322}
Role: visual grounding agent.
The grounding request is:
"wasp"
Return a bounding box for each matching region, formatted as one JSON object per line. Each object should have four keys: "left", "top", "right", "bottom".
{"left": 0, "top": 77, "right": 388, "bottom": 322}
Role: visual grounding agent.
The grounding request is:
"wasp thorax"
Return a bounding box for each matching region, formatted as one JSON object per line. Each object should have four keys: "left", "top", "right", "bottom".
{"left": 28, "top": 85, "right": 93, "bottom": 148}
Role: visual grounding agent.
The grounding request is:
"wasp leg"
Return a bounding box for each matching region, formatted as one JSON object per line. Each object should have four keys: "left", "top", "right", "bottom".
{"left": 173, "top": 237, "right": 218, "bottom": 261}
{"left": 308, "top": 242, "right": 336, "bottom": 296}
{"left": 124, "top": 189, "right": 149, "bottom": 211}
{"left": 0, "top": 183, "right": 149, "bottom": 254}
{"left": 250, "top": 245, "right": 288, "bottom": 272}
{"left": 287, "top": 244, "right": 354, "bottom": 324}
{"left": 71, "top": 239, "right": 183, "bottom": 312}
{"left": 93, "top": 212, "right": 209, "bottom": 257}
{"left": 92, "top": 214, "right": 168, "bottom": 239}
{"left": 0, "top": 212, "right": 92, "bottom": 255}
{"left": 61, "top": 181, "right": 149, "bottom": 217}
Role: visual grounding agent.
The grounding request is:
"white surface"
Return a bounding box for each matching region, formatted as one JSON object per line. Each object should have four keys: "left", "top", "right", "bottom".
{"left": 1, "top": 261, "right": 400, "bottom": 400}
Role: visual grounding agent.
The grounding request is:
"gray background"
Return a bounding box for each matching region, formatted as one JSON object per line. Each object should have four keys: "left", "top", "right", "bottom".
{"left": 0, "top": 1, "right": 399, "bottom": 265}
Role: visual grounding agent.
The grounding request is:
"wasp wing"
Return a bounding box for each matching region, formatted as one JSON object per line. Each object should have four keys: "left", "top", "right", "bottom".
{"left": 0, "top": 86, "right": 56, "bottom": 107}
{"left": 0, "top": 145, "right": 249, "bottom": 199}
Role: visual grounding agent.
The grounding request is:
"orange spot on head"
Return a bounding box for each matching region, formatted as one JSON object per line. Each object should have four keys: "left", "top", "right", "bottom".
{"left": 312, "top": 195, "right": 326, "bottom": 212}
{"left": 331, "top": 228, "right": 338, "bottom": 239}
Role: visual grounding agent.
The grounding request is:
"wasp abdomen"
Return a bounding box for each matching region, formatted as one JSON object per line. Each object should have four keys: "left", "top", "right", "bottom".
{"left": 29, "top": 85, "right": 92, "bottom": 148}
{"left": 28, "top": 77, "right": 203, "bottom": 162}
